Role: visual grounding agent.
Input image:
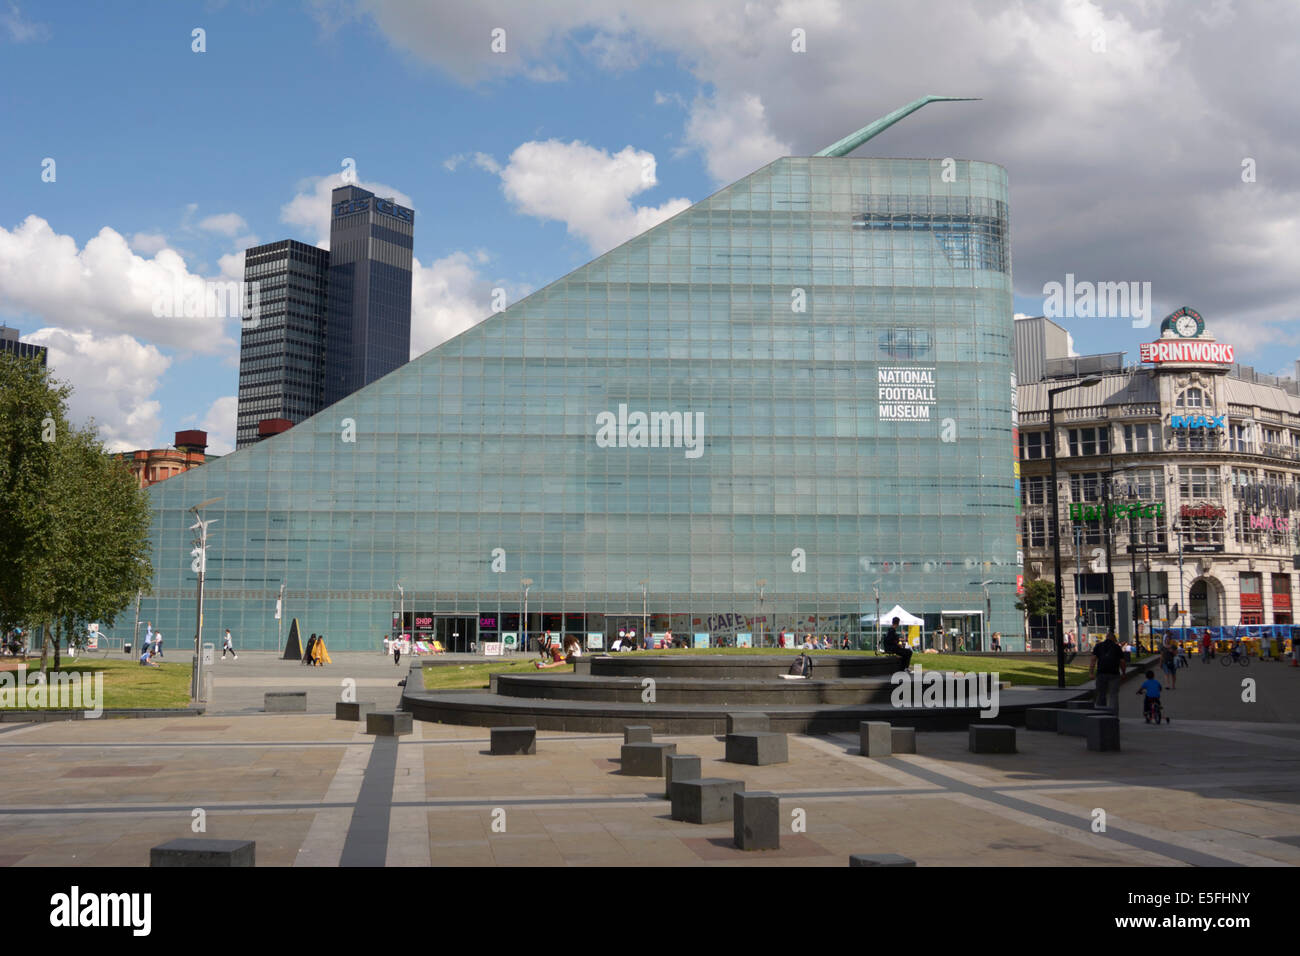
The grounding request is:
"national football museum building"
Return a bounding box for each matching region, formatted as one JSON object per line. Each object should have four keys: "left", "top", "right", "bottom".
{"left": 116, "top": 103, "right": 1022, "bottom": 653}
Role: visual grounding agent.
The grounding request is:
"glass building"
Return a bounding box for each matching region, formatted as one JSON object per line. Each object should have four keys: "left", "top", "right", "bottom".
{"left": 323, "top": 185, "right": 415, "bottom": 407}
{"left": 236, "top": 240, "right": 330, "bottom": 448}
{"left": 117, "top": 155, "right": 1021, "bottom": 652}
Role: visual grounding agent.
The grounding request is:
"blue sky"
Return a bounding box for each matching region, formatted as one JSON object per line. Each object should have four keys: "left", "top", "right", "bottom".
{"left": 3, "top": 1, "right": 1296, "bottom": 452}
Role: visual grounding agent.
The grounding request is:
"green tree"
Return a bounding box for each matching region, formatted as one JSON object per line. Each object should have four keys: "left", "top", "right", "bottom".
{"left": 0, "top": 353, "right": 153, "bottom": 670}
{"left": 1016, "top": 579, "right": 1057, "bottom": 645}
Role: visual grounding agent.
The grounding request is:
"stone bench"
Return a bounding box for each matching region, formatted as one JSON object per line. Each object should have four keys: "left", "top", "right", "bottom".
{"left": 1064, "top": 699, "right": 1096, "bottom": 710}
{"left": 1085, "top": 715, "right": 1121, "bottom": 752}
{"left": 670, "top": 778, "right": 745, "bottom": 824}
{"left": 264, "top": 692, "right": 306, "bottom": 713}
{"left": 859, "top": 721, "right": 892, "bottom": 757}
{"left": 151, "top": 838, "right": 255, "bottom": 867}
{"left": 624, "top": 724, "right": 653, "bottom": 744}
{"left": 1058, "top": 709, "right": 1110, "bottom": 737}
{"left": 664, "top": 754, "right": 701, "bottom": 799}
{"left": 850, "top": 853, "right": 916, "bottom": 867}
{"left": 335, "top": 701, "right": 374, "bottom": 721}
{"left": 726, "top": 712, "right": 770, "bottom": 733}
{"left": 890, "top": 726, "right": 916, "bottom": 754}
{"left": 1025, "top": 707, "right": 1062, "bottom": 731}
{"left": 734, "top": 791, "right": 780, "bottom": 850}
{"left": 969, "top": 724, "right": 1016, "bottom": 754}
{"left": 725, "top": 731, "right": 788, "bottom": 765}
{"left": 621, "top": 741, "right": 677, "bottom": 776}
{"left": 490, "top": 726, "right": 537, "bottom": 754}
{"left": 366, "top": 711, "right": 412, "bottom": 736}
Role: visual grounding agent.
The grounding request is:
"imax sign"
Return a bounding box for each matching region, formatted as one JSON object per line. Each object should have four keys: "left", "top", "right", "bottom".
{"left": 1170, "top": 414, "right": 1226, "bottom": 430}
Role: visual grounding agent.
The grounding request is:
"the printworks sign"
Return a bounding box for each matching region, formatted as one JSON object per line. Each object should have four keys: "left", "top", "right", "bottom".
{"left": 878, "top": 366, "right": 936, "bottom": 420}
{"left": 1070, "top": 502, "right": 1164, "bottom": 522}
{"left": 1140, "top": 340, "right": 1235, "bottom": 364}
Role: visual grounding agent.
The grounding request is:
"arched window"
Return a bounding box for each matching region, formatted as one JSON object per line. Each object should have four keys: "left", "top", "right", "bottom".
{"left": 1177, "top": 387, "right": 1205, "bottom": 408}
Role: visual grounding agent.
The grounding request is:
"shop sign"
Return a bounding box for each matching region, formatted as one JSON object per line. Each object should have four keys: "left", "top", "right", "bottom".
{"left": 1180, "top": 504, "right": 1226, "bottom": 520}
{"left": 1250, "top": 514, "right": 1290, "bottom": 531}
{"left": 1070, "top": 502, "right": 1164, "bottom": 521}
{"left": 1170, "top": 414, "right": 1226, "bottom": 430}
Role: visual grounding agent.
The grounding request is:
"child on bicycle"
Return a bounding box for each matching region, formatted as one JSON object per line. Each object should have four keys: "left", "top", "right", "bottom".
{"left": 1136, "top": 669, "right": 1162, "bottom": 723}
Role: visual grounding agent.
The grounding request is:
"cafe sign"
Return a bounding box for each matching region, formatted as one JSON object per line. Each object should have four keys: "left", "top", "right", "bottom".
{"left": 1070, "top": 502, "right": 1164, "bottom": 522}
{"left": 1180, "top": 504, "right": 1226, "bottom": 520}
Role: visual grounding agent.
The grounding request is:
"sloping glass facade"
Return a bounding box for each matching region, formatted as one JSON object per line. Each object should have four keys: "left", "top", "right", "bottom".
{"left": 116, "top": 156, "right": 1019, "bottom": 652}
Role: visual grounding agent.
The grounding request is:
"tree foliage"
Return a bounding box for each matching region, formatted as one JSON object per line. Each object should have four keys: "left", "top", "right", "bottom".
{"left": 0, "top": 353, "right": 153, "bottom": 669}
{"left": 1016, "top": 578, "right": 1057, "bottom": 620}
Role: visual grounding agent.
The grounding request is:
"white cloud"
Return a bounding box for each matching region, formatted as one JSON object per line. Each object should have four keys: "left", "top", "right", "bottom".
{"left": 25, "top": 328, "right": 170, "bottom": 452}
{"left": 410, "top": 252, "right": 530, "bottom": 358}
{"left": 1, "top": 1, "right": 49, "bottom": 42}
{"left": 497, "top": 139, "right": 691, "bottom": 253}
{"left": 280, "top": 174, "right": 415, "bottom": 247}
{"left": 0, "top": 216, "right": 237, "bottom": 354}
{"left": 198, "top": 213, "right": 249, "bottom": 237}
{"left": 199, "top": 395, "right": 238, "bottom": 456}
{"left": 130, "top": 232, "right": 168, "bottom": 255}
{"left": 684, "top": 91, "right": 791, "bottom": 183}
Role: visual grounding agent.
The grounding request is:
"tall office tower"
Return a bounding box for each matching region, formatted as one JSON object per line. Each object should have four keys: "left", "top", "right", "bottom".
{"left": 235, "top": 240, "right": 330, "bottom": 449}
{"left": 0, "top": 325, "right": 48, "bottom": 366}
{"left": 323, "top": 185, "right": 415, "bottom": 407}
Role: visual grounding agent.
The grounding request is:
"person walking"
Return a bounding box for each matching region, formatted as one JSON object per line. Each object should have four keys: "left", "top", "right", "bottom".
{"left": 221, "top": 628, "right": 237, "bottom": 660}
{"left": 1160, "top": 636, "right": 1177, "bottom": 689}
{"left": 144, "top": 621, "right": 153, "bottom": 656}
{"left": 1200, "top": 628, "right": 1214, "bottom": 662}
{"left": 393, "top": 634, "right": 402, "bottom": 666}
{"left": 154, "top": 629, "right": 163, "bottom": 658}
{"left": 1089, "top": 630, "right": 1127, "bottom": 714}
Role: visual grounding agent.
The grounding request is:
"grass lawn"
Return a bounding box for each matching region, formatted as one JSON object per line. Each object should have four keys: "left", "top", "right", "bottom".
{"left": 0, "top": 657, "right": 194, "bottom": 710}
{"left": 422, "top": 658, "right": 574, "bottom": 690}
{"left": 419, "top": 648, "right": 1090, "bottom": 689}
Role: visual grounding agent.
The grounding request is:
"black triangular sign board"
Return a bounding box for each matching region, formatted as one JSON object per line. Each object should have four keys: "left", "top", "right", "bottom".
{"left": 282, "top": 617, "right": 303, "bottom": 660}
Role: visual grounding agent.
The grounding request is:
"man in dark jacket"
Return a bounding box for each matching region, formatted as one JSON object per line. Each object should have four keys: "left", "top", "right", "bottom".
{"left": 883, "top": 617, "right": 911, "bottom": 671}
{"left": 1089, "top": 630, "right": 1127, "bottom": 713}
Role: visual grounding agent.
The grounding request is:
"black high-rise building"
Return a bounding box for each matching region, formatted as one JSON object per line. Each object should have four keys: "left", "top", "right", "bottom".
{"left": 235, "top": 240, "right": 330, "bottom": 448}
{"left": 323, "top": 185, "right": 414, "bottom": 406}
{"left": 0, "top": 325, "right": 48, "bottom": 366}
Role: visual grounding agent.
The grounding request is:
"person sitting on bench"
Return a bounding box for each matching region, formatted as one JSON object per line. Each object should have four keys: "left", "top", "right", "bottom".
{"left": 883, "top": 617, "right": 912, "bottom": 671}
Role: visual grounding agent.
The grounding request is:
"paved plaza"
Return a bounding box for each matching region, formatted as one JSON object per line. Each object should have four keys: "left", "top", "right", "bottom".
{"left": 0, "top": 653, "right": 1297, "bottom": 866}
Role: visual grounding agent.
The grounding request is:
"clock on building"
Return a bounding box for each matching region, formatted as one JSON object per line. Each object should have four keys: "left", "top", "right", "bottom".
{"left": 1161, "top": 306, "right": 1205, "bottom": 338}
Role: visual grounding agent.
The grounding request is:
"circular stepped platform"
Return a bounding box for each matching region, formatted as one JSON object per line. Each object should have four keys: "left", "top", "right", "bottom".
{"left": 402, "top": 654, "right": 1089, "bottom": 733}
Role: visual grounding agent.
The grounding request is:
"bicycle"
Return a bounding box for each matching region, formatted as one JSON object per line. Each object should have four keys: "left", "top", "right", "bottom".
{"left": 1221, "top": 650, "right": 1250, "bottom": 667}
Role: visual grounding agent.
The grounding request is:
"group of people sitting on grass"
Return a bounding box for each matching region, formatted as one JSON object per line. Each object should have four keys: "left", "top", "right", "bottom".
{"left": 535, "top": 635, "right": 584, "bottom": 668}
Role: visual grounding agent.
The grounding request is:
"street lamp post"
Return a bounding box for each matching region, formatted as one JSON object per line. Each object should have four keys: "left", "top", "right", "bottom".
{"left": 521, "top": 578, "right": 533, "bottom": 654}
{"left": 277, "top": 582, "right": 285, "bottom": 654}
{"left": 187, "top": 496, "right": 223, "bottom": 703}
{"left": 639, "top": 579, "right": 649, "bottom": 649}
{"left": 397, "top": 583, "right": 404, "bottom": 650}
{"left": 756, "top": 580, "right": 766, "bottom": 647}
{"left": 980, "top": 580, "right": 993, "bottom": 650}
{"left": 872, "top": 580, "right": 881, "bottom": 652}
{"left": 1050, "top": 378, "right": 1100, "bottom": 689}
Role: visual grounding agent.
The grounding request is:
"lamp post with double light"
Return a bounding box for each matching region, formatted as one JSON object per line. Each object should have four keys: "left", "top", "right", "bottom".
{"left": 187, "top": 496, "right": 223, "bottom": 703}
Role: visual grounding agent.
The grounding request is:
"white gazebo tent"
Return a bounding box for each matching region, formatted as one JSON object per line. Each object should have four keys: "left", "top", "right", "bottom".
{"left": 861, "top": 605, "right": 925, "bottom": 648}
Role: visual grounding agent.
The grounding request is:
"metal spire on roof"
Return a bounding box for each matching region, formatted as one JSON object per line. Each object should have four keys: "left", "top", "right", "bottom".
{"left": 814, "top": 95, "right": 981, "bottom": 157}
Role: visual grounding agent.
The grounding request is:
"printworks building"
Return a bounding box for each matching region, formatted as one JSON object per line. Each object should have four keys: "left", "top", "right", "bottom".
{"left": 111, "top": 103, "right": 1022, "bottom": 653}
{"left": 1017, "top": 310, "right": 1300, "bottom": 642}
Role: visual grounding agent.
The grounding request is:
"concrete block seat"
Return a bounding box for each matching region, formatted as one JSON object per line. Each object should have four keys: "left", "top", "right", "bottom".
{"left": 620, "top": 741, "right": 677, "bottom": 776}
{"left": 151, "top": 839, "right": 254, "bottom": 867}
{"left": 264, "top": 692, "right": 306, "bottom": 713}
{"left": 336, "top": 701, "right": 375, "bottom": 721}
{"left": 490, "top": 726, "right": 536, "bottom": 754}
{"left": 850, "top": 853, "right": 916, "bottom": 867}
{"left": 1058, "top": 709, "right": 1112, "bottom": 737}
{"left": 1085, "top": 715, "right": 1121, "bottom": 751}
{"left": 670, "top": 778, "right": 745, "bottom": 824}
{"left": 367, "top": 711, "right": 412, "bottom": 736}
{"left": 725, "top": 731, "right": 788, "bottom": 765}
{"left": 734, "top": 792, "right": 780, "bottom": 850}
{"left": 969, "top": 724, "right": 1016, "bottom": 753}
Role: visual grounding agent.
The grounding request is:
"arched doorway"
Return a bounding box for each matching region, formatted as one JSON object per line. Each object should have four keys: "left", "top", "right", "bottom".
{"left": 1189, "top": 578, "right": 1222, "bottom": 627}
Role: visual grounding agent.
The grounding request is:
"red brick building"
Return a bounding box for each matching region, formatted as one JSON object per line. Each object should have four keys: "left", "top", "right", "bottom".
{"left": 114, "top": 430, "right": 211, "bottom": 489}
